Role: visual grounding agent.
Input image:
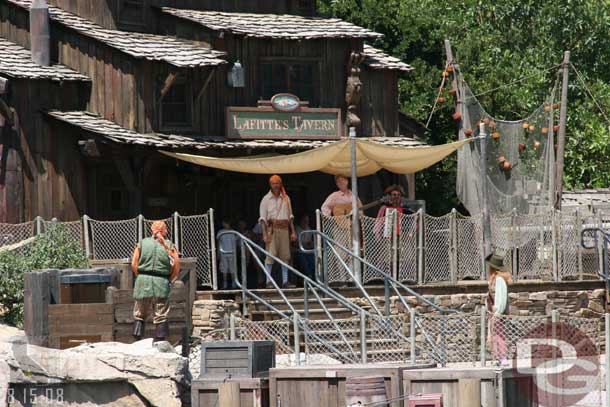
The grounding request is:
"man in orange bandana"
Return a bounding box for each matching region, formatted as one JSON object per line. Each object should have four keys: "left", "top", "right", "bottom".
{"left": 259, "top": 175, "right": 297, "bottom": 288}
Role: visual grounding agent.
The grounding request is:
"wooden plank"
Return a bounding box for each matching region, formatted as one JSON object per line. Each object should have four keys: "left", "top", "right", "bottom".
{"left": 96, "top": 44, "right": 105, "bottom": 117}
{"left": 104, "top": 46, "right": 114, "bottom": 121}
{"left": 113, "top": 52, "right": 123, "bottom": 126}
{"left": 24, "top": 272, "right": 50, "bottom": 346}
{"left": 122, "top": 59, "right": 135, "bottom": 129}
{"left": 458, "top": 378, "right": 481, "bottom": 407}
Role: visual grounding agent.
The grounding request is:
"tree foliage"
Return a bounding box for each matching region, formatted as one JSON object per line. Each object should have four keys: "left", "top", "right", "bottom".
{"left": 0, "top": 225, "right": 89, "bottom": 327}
{"left": 319, "top": 0, "right": 610, "bottom": 214}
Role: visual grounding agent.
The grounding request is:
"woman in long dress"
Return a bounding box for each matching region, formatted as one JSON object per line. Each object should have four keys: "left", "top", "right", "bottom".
{"left": 486, "top": 253, "right": 513, "bottom": 365}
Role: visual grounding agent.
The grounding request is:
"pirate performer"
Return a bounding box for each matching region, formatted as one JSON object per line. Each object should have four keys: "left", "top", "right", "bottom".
{"left": 131, "top": 220, "right": 180, "bottom": 341}
{"left": 259, "top": 175, "right": 297, "bottom": 288}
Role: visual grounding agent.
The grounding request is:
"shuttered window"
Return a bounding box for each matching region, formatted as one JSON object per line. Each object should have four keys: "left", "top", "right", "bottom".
{"left": 118, "top": 0, "right": 146, "bottom": 28}
{"left": 260, "top": 61, "right": 317, "bottom": 106}
{"left": 159, "top": 76, "right": 193, "bottom": 130}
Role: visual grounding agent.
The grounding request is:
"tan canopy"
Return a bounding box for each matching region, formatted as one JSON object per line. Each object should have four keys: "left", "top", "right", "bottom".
{"left": 161, "top": 138, "right": 471, "bottom": 176}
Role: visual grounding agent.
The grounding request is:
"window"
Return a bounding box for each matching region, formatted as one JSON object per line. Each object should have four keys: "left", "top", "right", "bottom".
{"left": 159, "top": 75, "right": 193, "bottom": 130}
{"left": 118, "top": 0, "right": 146, "bottom": 28}
{"left": 261, "top": 61, "right": 317, "bottom": 106}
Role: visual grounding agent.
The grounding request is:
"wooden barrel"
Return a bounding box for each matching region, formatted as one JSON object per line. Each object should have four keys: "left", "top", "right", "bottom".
{"left": 345, "top": 375, "right": 388, "bottom": 407}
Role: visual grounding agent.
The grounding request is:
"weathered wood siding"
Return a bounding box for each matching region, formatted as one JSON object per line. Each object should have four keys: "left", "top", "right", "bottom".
{"left": 360, "top": 68, "right": 400, "bottom": 137}
{"left": 163, "top": 0, "right": 316, "bottom": 16}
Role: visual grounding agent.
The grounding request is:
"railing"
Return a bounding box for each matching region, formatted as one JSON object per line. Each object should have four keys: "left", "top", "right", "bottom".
{"left": 218, "top": 229, "right": 380, "bottom": 364}
{"left": 0, "top": 211, "right": 217, "bottom": 289}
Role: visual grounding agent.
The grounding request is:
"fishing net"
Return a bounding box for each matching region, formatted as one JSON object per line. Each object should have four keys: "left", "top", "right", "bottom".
{"left": 456, "top": 73, "right": 558, "bottom": 217}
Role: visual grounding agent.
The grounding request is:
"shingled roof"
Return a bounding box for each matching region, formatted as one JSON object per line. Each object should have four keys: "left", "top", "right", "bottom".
{"left": 160, "top": 7, "right": 383, "bottom": 40}
{"left": 363, "top": 45, "right": 413, "bottom": 73}
{"left": 46, "top": 110, "right": 427, "bottom": 151}
{"left": 6, "top": 0, "right": 227, "bottom": 68}
{"left": 0, "top": 37, "right": 89, "bottom": 81}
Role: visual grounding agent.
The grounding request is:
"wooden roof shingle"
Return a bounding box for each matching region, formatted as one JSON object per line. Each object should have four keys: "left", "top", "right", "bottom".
{"left": 160, "top": 7, "right": 383, "bottom": 40}
{"left": 46, "top": 110, "right": 427, "bottom": 152}
{"left": 0, "top": 36, "right": 89, "bottom": 81}
{"left": 363, "top": 44, "right": 413, "bottom": 73}
{"left": 6, "top": 0, "right": 227, "bottom": 68}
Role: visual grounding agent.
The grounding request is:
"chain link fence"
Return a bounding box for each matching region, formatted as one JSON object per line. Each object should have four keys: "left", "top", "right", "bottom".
{"left": 179, "top": 213, "right": 214, "bottom": 289}
{"left": 320, "top": 213, "right": 353, "bottom": 284}
{"left": 398, "top": 212, "right": 419, "bottom": 283}
{"left": 368, "top": 314, "right": 409, "bottom": 363}
{"left": 89, "top": 217, "right": 139, "bottom": 261}
{"left": 0, "top": 220, "right": 35, "bottom": 247}
{"left": 236, "top": 317, "right": 293, "bottom": 354}
{"left": 424, "top": 213, "right": 452, "bottom": 283}
{"left": 143, "top": 216, "right": 174, "bottom": 242}
{"left": 456, "top": 213, "right": 484, "bottom": 280}
{"left": 361, "top": 215, "right": 393, "bottom": 283}
{"left": 415, "top": 312, "right": 479, "bottom": 364}
{"left": 303, "top": 317, "right": 361, "bottom": 364}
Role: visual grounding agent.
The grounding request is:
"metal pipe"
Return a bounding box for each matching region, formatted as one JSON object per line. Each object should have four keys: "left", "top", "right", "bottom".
{"left": 410, "top": 308, "right": 416, "bottom": 364}
{"left": 391, "top": 210, "right": 398, "bottom": 280}
{"left": 555, "top": 51, "right": 570, "bottom": 208}
{"left": 240, "top": 239, "right": 248, "bottom": 316}
{"left": 209, "top": 208, "right": 218, "bottom": 290}
{"left": 293, "top": 313, "right": 300, "bottom": 366}
{"left": 417, "top": 209, "right": 424, "bottom": 285}
{"left": 384, "top": 278, "right": 391, "bottom": 317}
{"left": 35, "top": 216, "right": 42, "bottom": 235}
{"left": 349, "top": 127, "right": 361, "bottom": 282}
{"left": 450, "top": 208, "right": 457, "bottom": 283}
{"left": 230, "top": 313, "right": 236, "bottom": 340}
{"left": 480, "top": 306, "right": 487, "bottom": 367}
{"left": 303, "top": 281, "right": 309, "bottom": 320}
{"left": 137, "top": 214, "right": 143, "bottom": 242}
{"left": 173, "top": 211, "right": 180, "bottom": 252}
{"left": 83, "top": 215, "right": 91, "bottom": 258}
{"left": 315, "top": 209, "right": 323, "bottom": 283}
{"left": 360, "top": 309, "right": 367, "bottom": 363}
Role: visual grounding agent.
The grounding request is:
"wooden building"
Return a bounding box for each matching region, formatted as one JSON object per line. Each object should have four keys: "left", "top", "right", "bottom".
{"left": 0, "top": 0, "right": 423, "bottom": 226}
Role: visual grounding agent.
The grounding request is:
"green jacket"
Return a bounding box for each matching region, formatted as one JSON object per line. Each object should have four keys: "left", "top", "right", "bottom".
{"left": 133, "top": 237, "right": 174, "bottom": 300}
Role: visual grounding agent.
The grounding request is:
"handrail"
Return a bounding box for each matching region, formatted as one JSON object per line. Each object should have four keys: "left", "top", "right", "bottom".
{"left": 300, "top": 230, "right": 459, "bottom": 315}
{"left": 218, "top": 230, "right": 375, "bottom": 317}
{"left": 218, "top": 230, "right": 370, "bottom": 363}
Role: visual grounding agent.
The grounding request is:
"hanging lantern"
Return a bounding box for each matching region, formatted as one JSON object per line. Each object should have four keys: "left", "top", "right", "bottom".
{"left": 228, "top": 60, "right": 245, "bottom": 88}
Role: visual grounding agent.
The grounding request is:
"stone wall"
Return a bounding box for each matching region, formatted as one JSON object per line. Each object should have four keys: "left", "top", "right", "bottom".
{"left": 386, "top": 288, "right": 607, "bottom": 319}
{"left": 192, "top": 300, "right": 240, "bottom": 339}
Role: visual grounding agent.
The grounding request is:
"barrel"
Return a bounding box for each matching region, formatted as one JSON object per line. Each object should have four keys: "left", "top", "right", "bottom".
{"left": 345, "top": 375, "right": 388, "bottom": 407}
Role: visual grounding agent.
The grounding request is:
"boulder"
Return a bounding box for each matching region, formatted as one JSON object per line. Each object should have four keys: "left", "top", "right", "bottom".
{"left": 0, "top": 325, "right": 189, "bottom": 407}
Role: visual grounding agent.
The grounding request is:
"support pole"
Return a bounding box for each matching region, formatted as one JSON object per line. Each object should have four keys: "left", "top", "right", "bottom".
{"left": 83, "top": 215, "right": 91, "bottom": 258}
{"left": 315, "top": 209, "right": 323, "bottom": 284}
{"left": 480, "top": 306, "right": 487, "bottom": 367}
{"left": 417, "top": 209, "right": 424, "bottom": 285}
{"left": 410, "top": 308, "right": 416, "bottom": 364}
{"left": 360, "top": 308, "right": 367, "bottom": 363}
{"left": 293, "top": 313, "right": 300, "bottom": 366}
{"left": 479, "top": 123, "right": 492, "bottom": 257}
{"left": 137, "top": 214, "right": 143, "bottom": 242}
{"left": 218, "top": 382, "right": 240, "bottom": 407}
{"left": 173, "top": 211, "right": 180, "bottom": 252}
{"left": 605, "top": 313, "right": 609, "bottom": 407}
{"left": 555, "top": 51, "right": 570, "bottom": 209}
{"left": 349, "top": 127, "right": 361, "bottom": 283}
{"left": 210, "top": 208, "right": 218, "bottom": 290}
{"left": 444, "top": 40, "right": 461, "bottom": 120}
{"left": 230, "top": 313, "right": 236, "bottom": 340}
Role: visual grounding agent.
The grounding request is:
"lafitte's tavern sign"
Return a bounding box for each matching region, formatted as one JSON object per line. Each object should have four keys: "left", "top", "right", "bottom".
{"left": 227, "top": 94, "right": 342, "bottom": 140}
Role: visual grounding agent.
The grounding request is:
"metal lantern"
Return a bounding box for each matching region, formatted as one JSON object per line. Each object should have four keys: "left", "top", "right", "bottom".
{"left": 228, "top": 61, "right": 244, "bottom": 88}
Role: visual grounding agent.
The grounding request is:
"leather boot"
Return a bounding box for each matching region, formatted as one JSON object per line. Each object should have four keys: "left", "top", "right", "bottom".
{"left": 133, "top": 320, "right": 145, "bottom": 340}
{"left": 153, "top": 321, "right": 169, "bottom": 342}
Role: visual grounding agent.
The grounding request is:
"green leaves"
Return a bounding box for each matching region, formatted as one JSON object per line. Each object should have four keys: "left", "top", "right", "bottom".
{"left": 318, "top": 0, "right": 610, "bottom": 213}
{"left": 0, "top": 225, "right": 89, "bottom": 327}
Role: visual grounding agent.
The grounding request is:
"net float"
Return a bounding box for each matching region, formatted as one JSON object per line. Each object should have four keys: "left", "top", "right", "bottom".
{"left": 553, "top": 103, "right": 559, "bottom": 109}
{"left": 498, "top": 155, "right": 506, "bottom": 163}
{"left": 503, "top": 161, "right": 512, "bottom": 170}
{"left": 522, "top": 122, "right": 529, "bottom": 129}
{"left": 464, "top": 128, "right": 473, "bottom": 136}
{"left": 452, "top": 112, "right": 462, "bottom": 120}
{"left": 518, "top": 143, "right": 526, "bottom": 151}
{"left": 553, "top": 125, "right": 559, "bottom": 132}
{"left": 534, "top": 140, "right": 541, "bottom": 149}
{"left": 541, "top": 127, "right": 548, "bottom": 134}
{"left": 492, "top": 132, "right": 500, "bottom": 140}
{"left": 437, "top": 97, "right": 446, "bottom": 103}
{"left": 528, "top": 125, "right": 535, "bottom": 132}
{"left": 442, "top": 71, "right": 449, "bottom": 78}
{"left": 448, "top": 89, "right": 457, "bottom": 95}
{"left": 446, "top": 66, "right": 454, "bottom": 72}
{"left": 544, "top": 105, "right": 551, "bottom": 112}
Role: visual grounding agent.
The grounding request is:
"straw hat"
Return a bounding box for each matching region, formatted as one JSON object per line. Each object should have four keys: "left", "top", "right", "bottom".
{"left": 485, "top": 253, "right": 508, "bottom": 272}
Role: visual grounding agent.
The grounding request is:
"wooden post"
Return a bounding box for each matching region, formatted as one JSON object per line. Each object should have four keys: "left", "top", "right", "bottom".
{"left": 444, "top": 40, "right": 460, "bottom": 118}
{"left": 479, "top": 122, "right": 492, "bottom": 258}
{"left": 458, "top": 378, "right": 481, "bottom": 407}
{"left": 555, "top": 51, "right": 570, "bottom": 209}
{"left": 209, "top": 208, "right": 218, "bottom": 291}
{"left": 218, "top": 382, "right": 241, "bottom": 407}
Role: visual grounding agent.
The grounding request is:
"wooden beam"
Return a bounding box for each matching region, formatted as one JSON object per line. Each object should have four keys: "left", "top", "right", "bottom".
{"left": 444, "top": 40, "right": 460, "bottom": 118}
{"left": 196, "top": 68, "right": 216, "bottom": 103}
{"left": 405, "top": 173, "right": 415, "bottom": 200}
{"left": 555, "top": 51, "right": 570, "bottom": 209}
{"left": 159, "top": 71, "right": 178, "bottom": 103}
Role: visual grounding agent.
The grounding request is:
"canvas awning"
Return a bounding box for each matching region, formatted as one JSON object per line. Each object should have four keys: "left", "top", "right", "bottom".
{"left": 161, "top": 138, "right": 471, "bottom": 176}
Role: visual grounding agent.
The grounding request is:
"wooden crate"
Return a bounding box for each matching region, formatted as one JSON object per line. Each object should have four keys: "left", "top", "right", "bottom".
{"left": 402, "top": 367, "right": 535, "bottom": 407}
{"left": 107, "top": 285, "right": 188, "bottom": 344}
{"left": 47, "top": 303, "right": 114, "bottom": 349}
{"left": 269, "top": 363, "right": 433, "bottom": 407}
{"left": 191, "top": 378, "right": 269, "bottom": 407}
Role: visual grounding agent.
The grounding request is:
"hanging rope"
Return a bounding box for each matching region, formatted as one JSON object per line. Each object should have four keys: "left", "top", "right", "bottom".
{"left": 570, "top": 62, "right": 610, "bottom": 128}
{"left": 424, "top": 61, "right": 451, "bottom": 129}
